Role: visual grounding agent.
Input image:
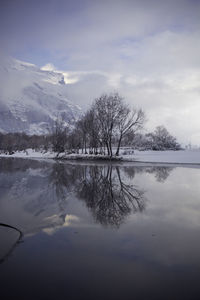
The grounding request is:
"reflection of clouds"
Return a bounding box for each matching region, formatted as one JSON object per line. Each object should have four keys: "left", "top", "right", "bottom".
{"left": 64, "top": 214, "right": 79, "bottom": 226}
{"left": 0, "top": 159, "right": 146, "bottom": 236}
{"left": 42, "top": 214, "right": 80, "bottom": 235}
{"left": 0, "top": 159, "right": 69, "bottom": 236}
{"left": 2, "top": 158, "right": 200, "bottom": 270}
{"left": 121, "top": 167, "right": 200, "bottom": 267}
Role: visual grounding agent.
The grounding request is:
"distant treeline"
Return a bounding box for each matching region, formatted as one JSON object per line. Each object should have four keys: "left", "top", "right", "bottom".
{"left": 0, "top": 93, "right": 181, "bottom": 156}
{"left": 0, "top": 126, "right": 181, "bottom": 155}
{"left": 121, "top": 126, "right": 181, "bottom": 151}
{"left": 0, "top": 132, "right": 51, "bottom": 154}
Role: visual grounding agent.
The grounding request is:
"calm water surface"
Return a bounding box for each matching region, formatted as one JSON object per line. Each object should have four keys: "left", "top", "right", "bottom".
{"left": 1, "top": 158, "right": 200, "bottom": 299}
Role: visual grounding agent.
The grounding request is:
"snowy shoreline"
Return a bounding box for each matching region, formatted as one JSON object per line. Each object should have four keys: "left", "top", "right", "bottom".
{"left": 0, "top": 149, "right": 200, "bottom": 165}
{"left": 123, "top": 150, "right": 200, "bottom": 165}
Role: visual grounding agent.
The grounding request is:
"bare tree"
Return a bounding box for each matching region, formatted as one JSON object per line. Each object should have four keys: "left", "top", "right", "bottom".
{"left": 115, "top": 107, "right": 145, "bottom": 156}
{"left": 92, "top": 92, "right": 145, "bottom": 157}
{"left": 92, "top": 93, "right": 124, "bottom": 156}
{"left": 51, "top": 118, "right": 67, "bottom": 156}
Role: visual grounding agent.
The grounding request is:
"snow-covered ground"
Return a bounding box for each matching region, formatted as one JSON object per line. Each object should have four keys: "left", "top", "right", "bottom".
{"left": 0, "top": 149, "right": 200, "bottom": 165}
{"left": 124, "top": 150, "right": 200, "bottom": 164}
{"left": 0, "top": 149, "right": 55, "bottom": 159}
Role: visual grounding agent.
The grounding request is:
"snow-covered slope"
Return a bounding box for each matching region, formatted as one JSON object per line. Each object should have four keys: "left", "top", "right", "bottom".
{"left": 0, "top": 56, "right": 82, "bottom": 134}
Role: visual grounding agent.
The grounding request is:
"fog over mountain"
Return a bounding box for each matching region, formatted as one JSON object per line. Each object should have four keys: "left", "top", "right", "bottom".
{"left": 1, "top": 0, "right": 200, "bottom": 145}
{"left": 0, "top": 56, "right": 81, "bottom": 135}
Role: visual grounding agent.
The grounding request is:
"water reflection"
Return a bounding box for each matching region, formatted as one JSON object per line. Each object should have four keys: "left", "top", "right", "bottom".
{"left": 145, "top": 166, "right": 174, "bottom": 182}
{"left": 0, "top": 223, "right": 23, "bottom": 264}
{"left": 0, "top": 159, "right": 176, "bottom": 236}
{"left": 2, "top": 159, "right": 200, "bottom": 300}
{"left": 75, "top": 165, "right": 145, "bottom": 227}
{"left": 0, "top": 159, "right": 145, "bottom": 263}
{"left": 47, "top": 162, "right": 146, "bottom": 227}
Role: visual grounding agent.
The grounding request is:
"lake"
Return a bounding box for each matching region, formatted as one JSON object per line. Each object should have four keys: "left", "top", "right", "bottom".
{"left": 0, "top": 158, "right": 200, "bottom": 299}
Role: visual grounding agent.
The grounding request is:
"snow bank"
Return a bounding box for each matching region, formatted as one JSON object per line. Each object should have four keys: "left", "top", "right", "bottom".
{"left": 0, "top": 149, "right": 200, "bottom": 165}
{"left": 124, "top": 150, "right": 200, "bottom": 164}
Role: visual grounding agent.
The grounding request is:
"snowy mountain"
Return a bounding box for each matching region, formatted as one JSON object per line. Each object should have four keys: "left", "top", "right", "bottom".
{"left": 0, "top": 56, "right": 82, "bottom": 134}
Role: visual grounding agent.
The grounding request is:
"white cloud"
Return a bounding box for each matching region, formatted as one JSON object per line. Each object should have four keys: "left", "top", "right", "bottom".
{"left": 41, "top": 63, "right": 56, "bottom": 71}
{"left": 1, "top": 0, "right": 200, "bottom": 145}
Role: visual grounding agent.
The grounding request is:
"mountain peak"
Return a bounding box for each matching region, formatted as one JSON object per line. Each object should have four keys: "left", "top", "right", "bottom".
{"left": 0, "top": 56, "right": 81, "bottom": 134}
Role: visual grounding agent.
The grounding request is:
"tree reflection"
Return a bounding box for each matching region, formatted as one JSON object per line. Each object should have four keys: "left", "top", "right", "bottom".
{"left": 48, "top": 162, "right": 84, "bottom": 219}
{"left": 49, "top": 162, "right": 74, "bottom": 200}
{"left": 0, "top": 159, "right": 146, "bottom": 230}
{"left": 76, "top": 165, "right": 145, "bottom": 227}
{"left": 47, "top": 163, "right": 146, "bottom": 228}
{"left": 146, "top": 166, "right": 174, "bottom": 182}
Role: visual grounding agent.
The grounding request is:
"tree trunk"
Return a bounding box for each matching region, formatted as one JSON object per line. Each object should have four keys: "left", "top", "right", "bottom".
{"left": 84, "top": 140, "right": 87, "bottom": 154}
{"left": 115, "top": 134, "right": 122, "bottom": 156}
{"left": 106, "top": 142, "right": 110, "bottom": 156}
{"left": 110, "top": 143, "right": 112, "bottom": 157}
{"left": 109, "top": 137, "right": 112, "bottom": 157}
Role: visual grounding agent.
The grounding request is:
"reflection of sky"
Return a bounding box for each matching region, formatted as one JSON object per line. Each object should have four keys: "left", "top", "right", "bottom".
{"left": 1, "top": 160, "right": 200, "bottom": 298}
{"left": 1, "top": 161, "right": 200, "bottom": 264}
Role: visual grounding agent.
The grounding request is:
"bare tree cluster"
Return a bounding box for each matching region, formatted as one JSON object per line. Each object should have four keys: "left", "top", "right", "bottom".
{"left": 0, "top": 132, "right": 50, "bottom": 154}
{"left": 69, "top": 93, "right": 145, "bottom": 157}
{"left": 146, "top": 126, "right": 181, "bottom": 150}
{"left": 0, "top": 93, "right": 181, "bottom": 155}
{"left": 124, "top": 126, "right": 181, "bottom": 151}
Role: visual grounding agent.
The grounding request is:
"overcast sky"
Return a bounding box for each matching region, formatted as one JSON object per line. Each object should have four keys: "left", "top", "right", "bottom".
{"left": 1, "top": 0, "right": 200, "bottom": 145}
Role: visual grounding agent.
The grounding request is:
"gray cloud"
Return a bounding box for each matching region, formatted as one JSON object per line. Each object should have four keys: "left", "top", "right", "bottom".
{"left": 1, "top": 0, "right": 200, "bottom": 145}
